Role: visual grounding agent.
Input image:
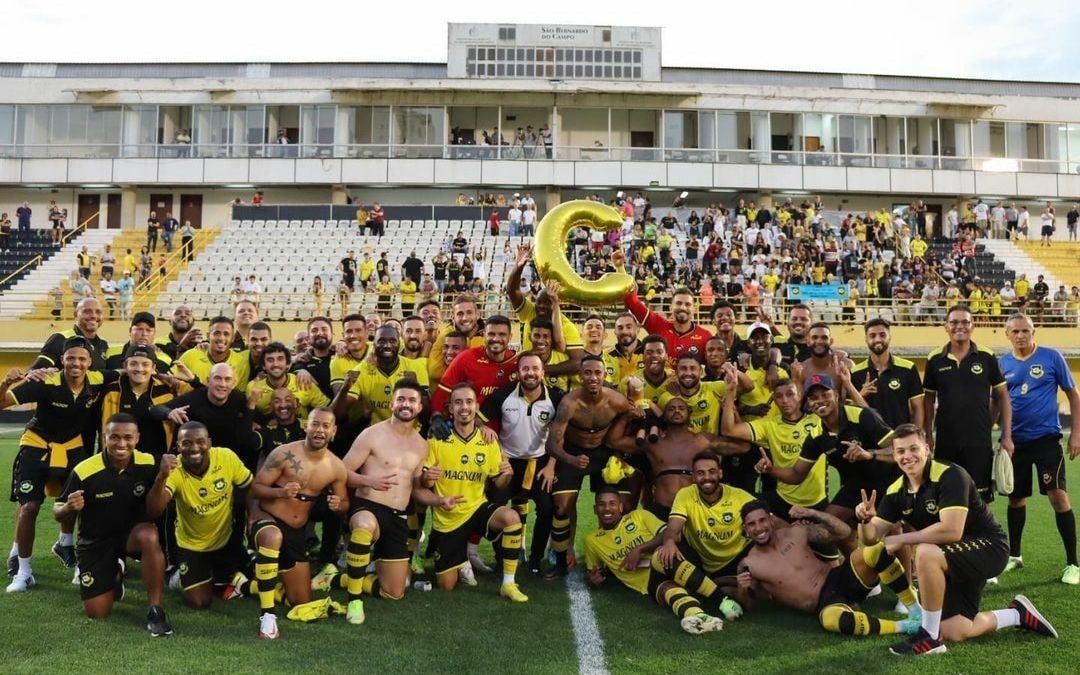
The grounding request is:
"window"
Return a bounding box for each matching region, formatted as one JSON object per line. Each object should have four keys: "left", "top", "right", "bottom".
{"left": 498, "top": 26, "right": 516, "bottom": 41}
{"left": 300, "top": 105, "right": 336, "bottom": 156}
{"left": 392, "top": 106, "right": 445, "bottom": 157}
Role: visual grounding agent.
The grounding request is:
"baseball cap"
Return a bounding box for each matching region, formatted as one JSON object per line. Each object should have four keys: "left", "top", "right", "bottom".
{"left": 131, "top": 311, "right": 156, "bottom": 328}
{"left": 746, "top": 322, "right": 771, "bottom": 339}
{"left": 802, "top": 373, "right": 835, "bottom": 400}
{"left": 124, "top": 343, "right": 156, "bottom": 362}
{"left": 62, "top": 336, "right": 93, "bottom": 354}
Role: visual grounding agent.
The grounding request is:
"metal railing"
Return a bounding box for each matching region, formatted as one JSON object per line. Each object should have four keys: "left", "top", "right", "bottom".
{"left": 0, "top": 210, "right": 99, "bottom": 289}
{"left": 132, "top": 229, "right": 215, "bottom": 302}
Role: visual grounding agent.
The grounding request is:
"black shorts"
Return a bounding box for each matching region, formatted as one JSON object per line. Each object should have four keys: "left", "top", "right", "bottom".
{"left": 940, "top": 535, "right": 1009, "bottom": 620}
{"left": 671, "top": 537, "right": 749, "bottom": 578}
{"left": 249, "top": 516, "right": 307, "bottom": 572}
{"left": 76, "top": 538, "right": 128, "bottom": 601}
{"left": 816, "top": 557, "right": 874, "bottom": 611}
{"left": 11, "top": 444, "right": 88, "bottom": 504}
{"left": 1006, "top": 220, "right": 1018, "bottom": 232}
{"left": 553, "top": 444, "right": 629, "bottom": 495}
{"left": 764, "top": 487, "right": 830, "bottom": 523}
{"left": 934, "top": 445, "right": 994, "bottom": 503}
{"left": 342, "top": 275, "right": 355, "bottom": 291}
{"left": 1041, "top": 225, "right": 1054, "bottom": 237}
{"left": 349, "top": 497, "right": 410, "bottom": 562}
{"left": 1011, "top": 434, "right": 1066, "bottom": 498}
{"left": 646, "top": 501, "right": 671, "bottom": 522}
{"left": 430, "top": 501, "right": 502, "bottom": 575}
{"left": 177, "top": 539, "right": 245, "bottom": 591}
{"left": 489, "top": 457, "right": 554, "bottom": 513}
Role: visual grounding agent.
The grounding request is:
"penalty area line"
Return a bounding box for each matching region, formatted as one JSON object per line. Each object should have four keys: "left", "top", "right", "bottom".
{"left": 565, "top": 570, "right": 609, "bottom": 675}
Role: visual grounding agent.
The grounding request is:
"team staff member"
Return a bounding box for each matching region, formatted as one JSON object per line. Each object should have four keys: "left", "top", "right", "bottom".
{"left": 2, "top": 337, "right": 114, "bottom": 591}
{"left": 420, "top": 383, "right": 528, "bottom": 602}
{"left": 772, "top": 303, "right": 814, "bottom": 366}
{"left": 850, "top": 318, "right": 924, "bottom": 429}
{"left": 180, "top": 316, "right": 252, "bottom": 390}
{"left": 858, "top": 424, "right": 1057, "bottom": 656}
{"left": 32, "top": 298, "right": 109, "bottom": 371}
{"left": 585, "top": 488, "right": 727, "bottom": 635}
{"left": 54, "top": 413, "right": 172, "bottom": 636}
{"left": 104, "top": 312, "right": 175, "bottom": 374}
{"left": 998, "top": 313, "right": 1080, "bottom": 585}
{"left": 923, "top": 304, "right": 1013, "bottom": 502}
{"left": 246, "top": 342, "right": 331, "bottom": 421}
{"left": 603, "top": 313, "right": 644, "bottom": 385}
{"left": 230, "top": 300, "right": 259, "bottom": 350}
{"left": 146, "top": 422, "right": 253, "bottom": 609}
{"left": 507, "top": 244, "right": 584, "bottom": 376}
{"left": 290, "top": 316, "right": 336, "bottom": 399}
{"left": 480, "top": 352, "right": 562, "bottom": 575}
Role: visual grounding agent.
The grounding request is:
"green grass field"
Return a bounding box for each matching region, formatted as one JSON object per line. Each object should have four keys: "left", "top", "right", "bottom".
{"left": 0, "top": 427, "right": 1076, "bottom": 675}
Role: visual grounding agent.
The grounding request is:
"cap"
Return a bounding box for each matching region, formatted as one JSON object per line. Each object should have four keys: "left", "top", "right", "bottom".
{"left": 802, "top": 373, "right": 834, "bottom": 398}
{"left": 131, "top": 311, "right": 156, "bottom": 328}
{"left": 746, "top": 322, "right": 772, "bottom": 339}
{"left": 124, "top": 343, "right": 156, "bottom": 362}
{"left": 62, "top": 336, "right": 93, "bottom": 354}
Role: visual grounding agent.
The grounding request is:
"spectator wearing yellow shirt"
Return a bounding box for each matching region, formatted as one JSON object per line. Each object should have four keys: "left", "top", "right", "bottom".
{"left": 986, "top": 285, "right": 1002, "bottom": 316}
{"left": 842, "top": 279, "right": 859, "bottom": 323}
{"left": 374, "top": 275, "right": 394, "bottom": 315}
{"left": 359, "top": 253, "right": 376, "bottom": 291}
{"left": 400, "top": 277, "right": 417, "bottom": 315}
{"left": 911, "top": 233, "right": 927, "bottom": 260}
{"left": 944, "top": 281, "right": 962, "bottom": 309}
{"left": 762, "top": 268, "right": 781, "bottom": 295}
{"left": 968, "top": 281, "right": 985, "bottom": 315}
{"left": 812, "top": 263, "right": 826, "bottom": 285}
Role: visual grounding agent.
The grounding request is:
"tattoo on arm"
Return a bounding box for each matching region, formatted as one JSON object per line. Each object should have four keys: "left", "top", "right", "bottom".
{"left": 805, "top": 509, "right": 852, "bottom": 544}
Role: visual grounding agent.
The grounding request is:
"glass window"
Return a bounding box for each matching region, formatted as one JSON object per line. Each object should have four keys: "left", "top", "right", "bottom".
{"left": 193, "top": 105, "right": 230, "bottom": 157}
{"left": 972, "top": 120, "right": 1005, "bottom": 157}
{"left": 392, "top": 106, "right": 445, "bottom": 156}
{"left": 663, "top": 111, "right": 698, "bottom": 149}
{"left": 300, "top": 105, "right": 335, "bottom": 156}
{"left": 0, "top": 105, "right": 14, "bottom": 148}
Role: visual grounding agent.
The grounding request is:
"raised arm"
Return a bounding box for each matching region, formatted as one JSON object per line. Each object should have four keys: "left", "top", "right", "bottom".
{"left": 506, "top": 243, "right": 531, "bottom": 313}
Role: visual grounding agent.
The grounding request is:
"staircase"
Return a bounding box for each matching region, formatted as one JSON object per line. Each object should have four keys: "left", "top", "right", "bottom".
{"left": 980, "top": 239, "right": 1066, "bottom": 291}
{"left": 0, "top": 228, "right": 122, "bottom": 318}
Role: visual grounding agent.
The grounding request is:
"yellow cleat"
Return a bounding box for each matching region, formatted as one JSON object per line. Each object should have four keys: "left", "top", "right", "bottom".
{"left": 500, "top": 583, "right": 529, "bottom": 603}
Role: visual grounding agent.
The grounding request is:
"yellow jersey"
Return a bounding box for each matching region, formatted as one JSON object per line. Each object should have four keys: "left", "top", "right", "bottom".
{"left": 180, "top": 348, "right": 252, "bottom": 391}
{"left": 328, "top": 345, "right": 370, "bottom": 390}
{"left": 349, "top": 356, "right": 430, "bottom": 423}
{"left": 747, "top": 414, "right": 826, "bottom": 507}
{"left": 514, "top": 298, "right": 583, "bottom": 351}
{"left": 246, "top": 373, "right": 331, "bottom": 420}
{"left": 603, "top": 346, "right": 644, "bottom": 386}
{"left": 738, "top": 363, "right": 788, "bottom": 416}
{"left": 585, "top": 509, "right": 665, "bottom": 594}
{"left": 543, "top": 350, "right": 570, "bottom": 392}
{"left": 618, "top": 372, "right": 671, "bottom": 406}
{"left": 425, "top": 429, "right": 503, "bottom": 532}
{"left": 657, "top": 380, "right": 727, "bottom": 434}
{"left": 669, "top": 484, "right": 755, "bottom": 573}
{"left": 428, "top": 324, "right": 485, "bottom": 382}
{"left": 164, "top": 447, "right": 253, "bottom": 551}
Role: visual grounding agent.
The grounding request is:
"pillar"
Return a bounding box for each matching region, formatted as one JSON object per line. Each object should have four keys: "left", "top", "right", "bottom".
{"left": 121, "top": 186, "right": 137, "bottom": 229}
{"left": 331, "top": 186, "right": 349, "bottom": 205}
{"left": 545, "top": 187, "right": 561, "bottom": 214}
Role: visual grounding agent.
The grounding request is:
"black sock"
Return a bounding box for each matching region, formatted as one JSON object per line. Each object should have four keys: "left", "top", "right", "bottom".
{"left": 1055, "top": 510, "right": 1077, "bottom": 567}
{"left": 1007, "top": 505, "right": 1026, "bottom": 557}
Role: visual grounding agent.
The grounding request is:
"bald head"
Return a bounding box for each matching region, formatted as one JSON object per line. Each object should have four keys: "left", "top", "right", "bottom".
{"left": 206, "top": 363, "right": 237, "bottom": 403}
{"left": 75, "top": 298, "right": 103, "bottom": 336}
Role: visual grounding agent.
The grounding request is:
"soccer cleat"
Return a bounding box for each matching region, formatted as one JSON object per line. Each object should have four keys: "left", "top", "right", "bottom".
{"left": 6, "top": 554, "right": 17, "bottom": 578}
{"left": 223, "top": 572, "right": 248, "bottom": 600}
{"left": 346, "top": 599, "right": 365, "bottom": 625}
{"left": 469, "top": 553, "right": 494, "bottom": 574}
{"left": 718, "top": 597, "right": 743, "bottom": 621}
{"left": 311, "top": 563, "right": 339, "bottom": 592}
{"left": 889, "top": 628, "right": 947, "bottom": 656}
{"left": 1061, "top": 564, "right": 1079, "bottom": 586}
{"left": 167, "top": 568, "right": 182, "bottom": 592}
{"left": 146, "top": 605, "right": 174, "bottom": 637}
{"left": 52, "top": 542, "right": 77, "bottom": 569}
{"left": 458, "top": 563, "right": 478, "bottom": 587}
{"left": 680, "top": 613, "right": 723, "bottom": 635}
{"left": 1010, "top": 594, "right": 1058, "bottom": 638}
{"left": 5, "top": 574, "right": 36, "bottom": 593}
{"left": 259, "top": 613, "right": 280, "bottom": 640}
{"left": 500, "top": 583, "right": 529, "bottom": 603}
{"left": 1003, "top": 556, "right": 1024, "bottom": 573}
{"left": 894, "top": 600, "right": 909, "bottom": 615}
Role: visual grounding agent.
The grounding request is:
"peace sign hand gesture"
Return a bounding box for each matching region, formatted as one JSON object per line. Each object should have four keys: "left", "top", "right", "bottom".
{"left": 854, "top": 488, "right": 877, "bottom": 524}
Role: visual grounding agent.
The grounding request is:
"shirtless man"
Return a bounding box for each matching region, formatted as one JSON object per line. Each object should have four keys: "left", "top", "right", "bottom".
{"left": 545, "top": 355, "right": 642, "bottom": 578}
{"left": 608, "top": 397, "right": 750, "bottom": 520}
{"left": 323, "top": 380, "right": 436, "bottom": 625}
{"left": 797, "top": 323, "right": 864, "bottom": 405}
{"left": 734, "top": 500, "right": 921, "bottom": 638}
{"left": 248, "top": 408, "right": 349, "bottom": 640}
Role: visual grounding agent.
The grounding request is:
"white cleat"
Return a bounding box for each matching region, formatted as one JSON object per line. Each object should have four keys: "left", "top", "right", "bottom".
{"left": 459, "top": 563, "right": 478, "bottom": 587}
{"left": 6, "top": 574, "right": 36, "bottom": 593}
{"left": 681, "top": 613, "right": 723, "bottom": 635}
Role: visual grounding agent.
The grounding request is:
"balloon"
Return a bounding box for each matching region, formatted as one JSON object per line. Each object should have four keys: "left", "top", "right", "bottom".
{"left": 532, "top": 200, "right": 634, "bottom": 307}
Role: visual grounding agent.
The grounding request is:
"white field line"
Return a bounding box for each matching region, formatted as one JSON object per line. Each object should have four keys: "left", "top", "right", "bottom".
{"left": 565, "top": 570, "right": 610, "bottom": 675}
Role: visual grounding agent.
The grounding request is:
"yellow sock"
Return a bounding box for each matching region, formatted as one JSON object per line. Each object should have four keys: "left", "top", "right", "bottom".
{"left": 346, "top": 529, "right": 374, "bottom": 601}
{"left": 254, "top": 545, "right": 280, "bottom": 614}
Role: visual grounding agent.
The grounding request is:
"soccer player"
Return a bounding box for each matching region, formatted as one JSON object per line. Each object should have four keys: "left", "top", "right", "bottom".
{"left": 998, "top": 313, "right": 1080, "bottom": 584}
{"left": 602, "top": 312, "right": 644, "bottom": 386}
{"left": 923, "top": 304, "right": 1014, "bottom": 502}
{"left": 333, "top": 325, "right": 429, "bottom": 424}
{"left": 290, "top": 316, "right": 336, "bottom": 399}
{"left": 54, "top": 413, "right": 171, "bottom": 635}
{"left": 420, "top": 383, "right": 528, "bottom": 602}
{"left": 507, "top": 243, "right": 584, "bottom": 376}
{"left": 231, "top": 299, "right": 259, "bottom": 350}
{"left": 400, "top": 315, "right": 428, "bottom": 360}
{"left": 659, "top": 353, "right": 751, "bottom": 435}
{"left": 145, "top": 422, "right": 253, "bottom": 609}
{"left": 156, "top": 304, "right": 202, "bottom": 360}
{"left": 104, "top": 312, "right": 175, "bottom": 373}
{"left": 850, "top": 318, "right": 924, "bottom": 429}
{"left": 246, "top": 342, "right": 330, "bottom": 421}
{"left": 428, "top": 294, "right": 485, "bottom": 383}
{"left": 710, "top": 301, "right": 750, "bottom": 363}
{"left": 585, "top": 487, "right": 726, "bottom": 635}
{"left": 735, "top": 500, "right": 920, "bottom": 638}
{"left": 527, "top": 318, "right": 571, "bottom": 392}
{"left": 772, "top": 303, "right": 814, "bottom": 366}
{"left": 248, "top": 408, "right": 349, "bottom": 639}
{"left": 32, "top": 297, "right": 109, "bottom": 370}
{"left": 179, "top": 316, "right": 252, "bottom": 390}
{"left": 329, "top": 314, "right": 371, "bottom": 395}
{"left": 858, "top": 424, "right": 1057, "bottom": 656}
{"left": 2, "top": 337, "right": 112, "bottom": 591}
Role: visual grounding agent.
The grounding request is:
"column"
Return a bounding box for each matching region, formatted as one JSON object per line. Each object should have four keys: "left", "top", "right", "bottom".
{"left": 330, "top": 186, "right": 349, "bottom": 205}
{"left": 545, "top": 187, "right": 561, "bottom": 214}
{"left": 121, "top": 186, "right": 137, "bottom": 229}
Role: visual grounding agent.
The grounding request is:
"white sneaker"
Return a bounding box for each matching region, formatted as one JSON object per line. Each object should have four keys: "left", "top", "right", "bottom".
{"left": 6, "top": 574, "right": 35, "bottom": 593}
{"left": 469, "top": 553, "right": 494, "bottom": 574}
{"left": 167, "top": 569, "right": 182, "bottom": 592}
{"left": 459, "top": 563, "right": 478, "bottom": 587}
{"left": 894, "top": 600, "right": 909, "bottom": 615}
{"left": 867, "top": 584, "right": 882, "bottom": 598}
{"left": 986, "top": 576, "right": 999, "bottom": 585}
{"left": 71, "top": 566, "right": 81, "bottom": 586}
{"left": 258, "top": 613, "right": 279, "bottom": 640}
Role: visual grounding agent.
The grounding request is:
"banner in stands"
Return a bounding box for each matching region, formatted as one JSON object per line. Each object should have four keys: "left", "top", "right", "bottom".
{"left": 786, "top": 284, "right": 848, "bottom": 301}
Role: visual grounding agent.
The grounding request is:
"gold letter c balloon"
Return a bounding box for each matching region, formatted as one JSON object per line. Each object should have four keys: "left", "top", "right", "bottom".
{"left": 532, "top": 200, "right": 634, "bottom": 307}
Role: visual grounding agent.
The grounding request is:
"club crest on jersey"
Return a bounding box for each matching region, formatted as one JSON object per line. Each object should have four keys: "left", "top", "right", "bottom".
{"left": 476, "top": 453, "right": 486, "bottom": 465}
{"left": 888, "top": 379, "right": 901, "bottom": 390}
{"left": 18, "top": 481, "right": 32, "bottom": 494}
{"left": 1029, "top": 365, "right": 1044, "bottom": 379}
{"left": 539, "top": 411, "right": 551, "bottom": 422}
{"left": 924, "top": 500, "right": 938, "bottom": 514}
{"left": 133, "top": 483, "right": 146, "bottom": 497}
{"left": 970, "top": 364, "right": 984, "bottom": 375}
{"left": 179, "top": 563, "right": 189, "bottom": 576}
{"left": 697, "top": 400, "right": 708, "bottom": 410}
{"left": 214, "top": 478, "right": 226, "bottom": 492}
{"left": 722, "top": 513, "right": 734, "bottom": 524}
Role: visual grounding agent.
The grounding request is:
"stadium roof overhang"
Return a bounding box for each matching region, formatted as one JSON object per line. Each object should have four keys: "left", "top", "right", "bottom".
{"left": 926, "top": 101, "right": 1000, "bottom": 117}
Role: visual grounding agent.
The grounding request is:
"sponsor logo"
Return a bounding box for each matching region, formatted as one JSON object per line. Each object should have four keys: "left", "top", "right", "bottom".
{"left": 198, "top": 487, "right": 208, "bottom": 498}
{"left": 1042, "top": 472, "right": 1052, "bottom": 484}
{"left": 707, "top": 517, "right": 716, "bottom": 527}
{"left": 459, "top": 454, "right": 469, "bottom": 465}
{"left": 18, "top": 481, "right": 33, "bottom": 494}
{"left": 792, "top": 430, "right": 801, "bottom": 440}
{"left": 383, "top": 385, "right": 392, "bottom": 395}
{"left": 614, "top": 536, "right": 623, "bottom": 546}
{"left": 179, "top": 563, "right": 189, "bottom": 576}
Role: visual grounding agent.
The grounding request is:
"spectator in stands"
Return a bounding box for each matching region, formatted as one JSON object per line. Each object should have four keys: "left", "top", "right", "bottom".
{"left": 241, "top": 275, "right": 263, "bottom": 306}
{"left": 100, "top": 271, "right": 118, "bottom": 319}
{"left": 252, "top": 191, "right": 264, "bottom": 207}
{"left": 49, "top": 285, "right": 63, "bottom": 318}
{"left": 48, "top": 200, "right": 62, "bottom": 245}
{"left": 0, "top": 212, "right": 9, "bottom": 252}
{"left": 359, "top": 252, "right": 375, "bottom": 292}
{"left": 311, "top": 276, "right": 324, "bottom": 316}
{"left": 400, "top": 275, "right": 417, "bottom": 315}
{"left": 452, "top": 231, "right": 469, "bottom": 256}
{"left": 521, "top": 205, "right": 537, "bottom": 236}
{"left": 419, "top": 273, "right": 437, "bottom": 301}
{"left": 371, "top": 202, "right": 385, "bottom": 237}
{"left": 489, "top": 209, "right": 501, "bottom": 235}
{"left": 69, "top": 270, "right": 93, "bottom": 313}
{"left": 1053, "top": 285, "right": 1070, "bottom": 322}
{"left": 229, "top": 276, "right": 244, "bottom": 305}
{"left": 146, "top": 211, "right": 160, "bottom": 251}
{"left": 432, "top": 250, "right": 449, "bottom": 294}
{"left": 99, "top": 244, "right": 115, "bottom": 279}
{"left": 139, "top": 247, "right": 152, "bottom": 285}
{"left": 401, "top": 250, "right": 424, "bottom": 287}
{"left": 337, "top": 279, "right": 350, "bottom": 318}
{"left": 77, "top": 246, "right": 93, "bottom": 279}
{"left": 16, "top": 201, "right": 31, "bottom": 233}
{"left": 1068, "top": 204, "right": 1079, "bottom": 241}
{"left": 472, "top": 252, "right": 487, "bottom": 285}
{"left": 1040, "top": 205, "right": 1056, "bottom": 247}
{"left": 161, "top": 212, "right": 179, "bottom": 252}
{"left": 375, "top": 275, "right": 393, "bottom": 315}
{"left": 156, "top": 253, "right": 168, "bottom": 281}
{"left": 180, "top": 220, "right": 196, "bottom": 261}
{"left": 116, "top": 270, "right": 134, "bottom": 320}
{"left": 1017, "top": 205, "right": 1030, "bottom": 240}
{"left": 375, "top": 251, "right": 390, "bottom": 284}
{"left": 508, "top": 202, "right": 523, "bottom": 237}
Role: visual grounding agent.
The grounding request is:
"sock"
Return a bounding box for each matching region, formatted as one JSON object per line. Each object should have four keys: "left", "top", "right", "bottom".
{"left": 17, "top": 557, "right": 31, "bottom": 577}
{"left": 1055, "top": 510, "right": 1077, "bottom": 566}
{"left": 467, "top": 540, "right": 481, "bottom": 559}
{"left": 361, "top": 573, "right": 379, "bottom": 597}
{"left": 864, "top": 542, "right": 918, "bottom": 609}
{"left": 992, "top": 608, "right": 1021, "bottom": 630}
{"left": 254, "top": 546, "right": 280, "bottom": 615}
{"left": 658, "top": 585, "right": 704, "bottom": 618}
{"left": 819, "top": 603, "right": 904, "bottom": 636}
{"left": 500, "top": 525, "right": 523, "bottom": 584}
{"left": 512, "top": 499, "right": 529, "bottom": 555}
{"left": 551, "top": 514, "right": 572, "bottom": 567}
{"left": 346, "top": 529, "right": 374, "bottom": 602}
{"left": 921, "top": 608, "right": 942, "bottom": 639}
{"left": 1007, "top": 505, "right": 1026, "bottom": 557}
{"left": 669, "top": 558, "right": 720, "bottom": 602}
{"left": 57, "top": 532, "right": 74, "bottom": 546}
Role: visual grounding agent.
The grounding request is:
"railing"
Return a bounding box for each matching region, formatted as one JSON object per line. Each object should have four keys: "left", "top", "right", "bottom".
{"left": 133, "top": 229, "right": 214, "bottom": 302}
{"left": 3, "top": 142, "right": 1078, "bottom": 174}
{"left": 0, "top": 210, "right": 99, "bottom": 289}
{"left": 60, "top": 210, "right": 99, "bottom": 247}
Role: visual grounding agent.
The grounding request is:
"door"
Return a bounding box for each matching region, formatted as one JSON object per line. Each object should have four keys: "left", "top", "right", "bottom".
{"left": 149, "top": 193, "right": 174, "bottom": 221}
{"left": 77, "top": 194, "right": 101, "bottom": 230}
{"left": 180, "top": 194, "right": 203, "bottom": 228}
{"left": 106, "top": 194, "right": 122, "bottom": 229}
